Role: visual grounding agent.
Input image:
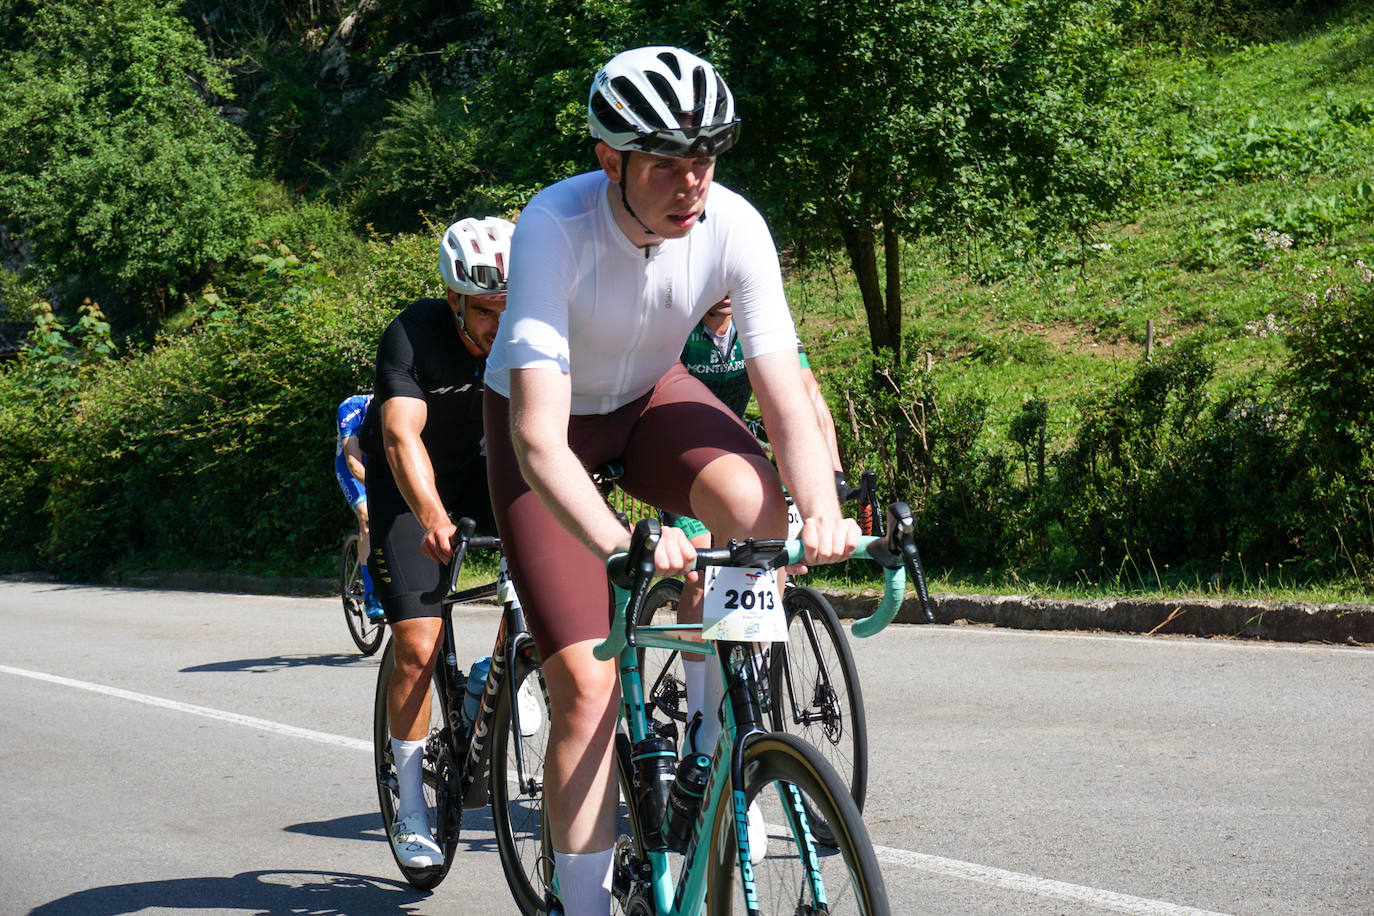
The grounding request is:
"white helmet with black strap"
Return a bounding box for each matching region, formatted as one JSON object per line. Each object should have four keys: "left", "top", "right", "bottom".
{"left": 438, "top": 217, "right": 514, "bottom": 296}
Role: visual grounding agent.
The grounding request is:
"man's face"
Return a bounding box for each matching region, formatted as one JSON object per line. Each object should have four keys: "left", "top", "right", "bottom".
{"left": 611, "top": 148, "right": 716, "bottom": 240}
{"left": 449, "top": 290, "right": 507, "bottom": 355}
{"left": 706, "top": 297, "right": 733, "bottom": 321}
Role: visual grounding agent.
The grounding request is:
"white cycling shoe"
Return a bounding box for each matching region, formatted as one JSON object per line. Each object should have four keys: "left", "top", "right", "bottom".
{"left": 390, "top": 812, "right": 444, "bottom": 869}
{"left": 517, "top": 676, "right": 544, "bottom": 737}
{"left": 746, "top": 800, "right": 768, "bottom": 865}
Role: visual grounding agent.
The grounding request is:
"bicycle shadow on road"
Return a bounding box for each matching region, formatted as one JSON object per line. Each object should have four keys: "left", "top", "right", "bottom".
{"left": 288, "top": 810, "right": 504, "bottom": 856}
{"left": 181, "top": 654, "right": 374, "bottom": 674}
{"left": 28, "top": 869, "right": 428, "bottom": 916}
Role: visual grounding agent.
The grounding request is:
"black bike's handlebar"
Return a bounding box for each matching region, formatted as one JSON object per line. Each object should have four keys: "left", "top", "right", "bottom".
{"left": 420, "top": 517, "right": 502, "bottom": 604}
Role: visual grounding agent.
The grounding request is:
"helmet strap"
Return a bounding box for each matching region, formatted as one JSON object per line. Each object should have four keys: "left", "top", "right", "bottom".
{"left": 619, "top": 151, "right": 658, "bottom": 239}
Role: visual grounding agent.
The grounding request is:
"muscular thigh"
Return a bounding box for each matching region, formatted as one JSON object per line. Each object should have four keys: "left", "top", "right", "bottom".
{"left": 484, "top": 365, "right": 772, "bottom": 660}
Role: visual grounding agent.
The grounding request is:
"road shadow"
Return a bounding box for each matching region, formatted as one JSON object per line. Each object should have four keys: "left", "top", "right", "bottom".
{"left": 181, "top": 654, "right": 374, "bottom": 673}
{"left": 287, "top": 810, "right": 502, "bottom": 856}
{"left": 28, "top": 869, "right": 427, "bottom": 916}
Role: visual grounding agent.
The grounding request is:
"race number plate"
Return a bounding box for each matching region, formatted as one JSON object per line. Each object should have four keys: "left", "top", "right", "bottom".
{"left": 786, "top": 497, "right": 803, "bottom": 540}
{"left": 701, "top": 566, "right": 788, "bottom": 642}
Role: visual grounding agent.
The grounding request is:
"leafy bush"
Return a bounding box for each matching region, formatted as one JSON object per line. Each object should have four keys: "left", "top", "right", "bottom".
{"left": 0, "top": 233, "right": 443, "bottom": 578}
{"left": 347, "top": 80, "right": 487, "bottom": 232}
{"left": 1278, "top": 255, "right": 1374, "bottom": 576}
{"left": 0, "top": 0, "right": 256, "bottom": 328}
{"left": 1115, "top": 0, "right": 1342, "bottom": 45}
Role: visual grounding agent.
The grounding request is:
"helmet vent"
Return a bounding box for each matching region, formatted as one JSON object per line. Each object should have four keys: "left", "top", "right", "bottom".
{"left": 591, "top": 94, "right": 633, "bottom": 135}
{"left": 657, "top": 50, "right": 682, "bottom": 79}
{"left": 611, "top": 75, "right": 667, "bottom": 130}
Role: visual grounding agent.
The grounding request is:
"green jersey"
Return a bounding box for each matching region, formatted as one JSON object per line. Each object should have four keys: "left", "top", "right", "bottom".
{"left": 680, "top": 321, "right": 751, "bottom": 418}
{"left": 680, "top": 321, "right": 810, "bottom": 420}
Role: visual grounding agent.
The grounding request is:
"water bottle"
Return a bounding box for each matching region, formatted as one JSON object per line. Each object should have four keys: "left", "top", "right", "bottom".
{"left": 631, "top": 735, "right": 677, "bottom": 849}
{"left": 462, "top": 655, "right": 492, "bottom": 726}
{"left": 664, "top": 752, "right": 712, "bottom": 853}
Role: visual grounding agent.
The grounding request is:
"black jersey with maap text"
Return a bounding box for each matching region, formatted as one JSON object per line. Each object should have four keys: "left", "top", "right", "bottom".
{"left": 358, "top": 298, "right": 486, "bottom": 474}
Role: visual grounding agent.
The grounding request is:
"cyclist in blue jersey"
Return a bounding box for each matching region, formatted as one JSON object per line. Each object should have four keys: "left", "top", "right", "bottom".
{"left": 335, "top": 393, "right": 383, "bottom": 620}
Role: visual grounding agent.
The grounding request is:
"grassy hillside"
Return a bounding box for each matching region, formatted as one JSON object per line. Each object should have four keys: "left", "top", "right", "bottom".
{"left": 788, "top": 6, "right": 1374, "bottom": 602}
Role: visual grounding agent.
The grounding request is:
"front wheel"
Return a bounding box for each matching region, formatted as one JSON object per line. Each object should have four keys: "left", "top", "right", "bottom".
{"left": 768, "top": 585, "right": 868, "bottom": 844}
{"left": 706, "top": 733, "right": 889, "bottom": 915}
{"left": 342, "top": 534, "right": 384, "bottom": 656}
{"left": 373, "top": 640, "right": 459, "bottom": 889}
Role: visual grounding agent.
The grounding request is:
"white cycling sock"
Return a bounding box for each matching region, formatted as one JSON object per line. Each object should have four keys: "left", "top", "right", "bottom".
{"left": 391, "top": 736, "right": 427, "bottom": 820}
{"left": 683, "top": 659, "right": 723, "bottom": 757}
{"left": 553, "top": 847, "right": 613, "bottom": 916}
{"left": 684, "top": 658, "right": 704, "bottom": 726}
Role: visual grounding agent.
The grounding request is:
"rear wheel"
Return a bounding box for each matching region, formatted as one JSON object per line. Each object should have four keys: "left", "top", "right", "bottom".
{"left": 636, "top": 577, "right": 689, "bottom": 728}
{"left": 706, "top": 733, "right": 888, "bottom": 915}
{"left": 342, "top": 534, "right": 385, "bottom": 655}
{"left": 491, "top": 654, "right": 641, "bottom": 915}
{"left": 490, "top": 647, "right": 554, "bottom": 913}
{"left": 767, "top": 586, "right": 868, "bottom": 844}
{"left": 373, "top": 641, "right": 458, "bottom": 889}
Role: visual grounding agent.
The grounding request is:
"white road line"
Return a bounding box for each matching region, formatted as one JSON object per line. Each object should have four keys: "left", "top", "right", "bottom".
{"left": 4, "top": 662, "right": 1233, "bottom": 915}
{"left": 874, "top": 845, "right": 1234, "bottom": 916}
{"left": 0, "top": 664, "right": 371, "bottom": 752}
{"left": 903, "top": 624, "right": 1371, "bottom": 654}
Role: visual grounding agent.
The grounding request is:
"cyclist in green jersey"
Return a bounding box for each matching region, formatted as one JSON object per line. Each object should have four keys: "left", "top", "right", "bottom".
{"left": 672, "top": 295, "right": 851, "bottom": 757}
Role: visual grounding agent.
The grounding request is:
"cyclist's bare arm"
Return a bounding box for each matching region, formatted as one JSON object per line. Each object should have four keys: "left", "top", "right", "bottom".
{"left": 508, "top": 366, "right": 697, "bottom": 573}
{"left": 342, "top": 434, "right": 367, "bottom": 483}
{"left": 380, "top": 395, "right": 455, "bottom": 563}
{"left": 801, "top": 365, "right": 844, "bottom": 473}
{"left": 748, "top": 349, "right": 859, "bottom": 567}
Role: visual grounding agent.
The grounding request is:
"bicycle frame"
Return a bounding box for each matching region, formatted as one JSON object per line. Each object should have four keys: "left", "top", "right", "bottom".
{"left": 596, "top": 523, "right": 918, "bottom": 915}
{"left": 427, "top": 527, "right": 540, "bottom": 821}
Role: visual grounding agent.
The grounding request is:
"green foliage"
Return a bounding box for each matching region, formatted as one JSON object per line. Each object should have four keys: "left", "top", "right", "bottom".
{"left": 348, "top": 79, "right": 486, "bottom": 231}
{"left": 465, "top": 0, "right": 647, "bottom": 207}
{"left": 695, "top": 0, "right": 1145, "bottom": 356}
{"left": 0, "top": 237, "right": 425, "bottom": 578}
{"left": 832, "top": 353, "right": 1021, "bottom": 572}
{"left": 184, "top": 0, "right": 492, "bottom": 190}
{"left": 1277, "top": 255, "right": 1374, "bottom": 575}
{"left": 0, "top": 0, "right": 255, "bottom": 328}
{"left": 1115, "top": 0, "right": 1341, "bottom": 45}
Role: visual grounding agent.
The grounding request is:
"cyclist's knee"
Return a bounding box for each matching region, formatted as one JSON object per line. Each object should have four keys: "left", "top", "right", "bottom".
{"left": 543, "top": 641, "right": 619, "bottom": 736}
{"left": 689, "top": 452, "right": 786, "bottom": 536}
{"left": 391, "top": 618, "right": 441, "bottom": 678}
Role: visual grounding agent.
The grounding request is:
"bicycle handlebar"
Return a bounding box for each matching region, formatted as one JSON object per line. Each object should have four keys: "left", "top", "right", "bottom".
{"left": 420, "top": 517, "right": 502, "bottom": 604}
{"left": 593, "top": 502, "right": 933, "bottom": 661}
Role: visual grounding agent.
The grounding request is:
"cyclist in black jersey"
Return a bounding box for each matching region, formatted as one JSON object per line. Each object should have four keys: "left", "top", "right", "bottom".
{"left": 356, "top": 216, "right": 513, "bottom": 870}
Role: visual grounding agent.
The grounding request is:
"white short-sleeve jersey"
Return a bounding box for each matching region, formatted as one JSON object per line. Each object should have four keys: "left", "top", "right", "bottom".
{"left": 484, "top": 171, "right": 798, "bottom": 416}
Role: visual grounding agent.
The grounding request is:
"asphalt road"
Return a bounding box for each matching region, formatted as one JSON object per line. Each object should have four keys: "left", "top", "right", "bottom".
{"left": 1, "top": 581, "right": 1370, "bottom": 915}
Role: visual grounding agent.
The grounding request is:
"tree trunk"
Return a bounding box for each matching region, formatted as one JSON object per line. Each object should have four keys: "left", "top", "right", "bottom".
{"left": 836, "top": 218, "right": 898, "bottom": 358}
{"left": 882, "top": 216, "right": 902, "bottom": 368}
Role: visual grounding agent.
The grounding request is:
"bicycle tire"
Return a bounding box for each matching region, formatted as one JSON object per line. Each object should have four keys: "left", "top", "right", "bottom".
{"left": 636, "top": 577, "right": 690, "bottom": 728}
{"left": 705, "top": 732, "right": 889, "bottom": 916}
{"left": 489, "top": 646, "right": 554, "bottom": 914}
{"left": 373, "top": 640, "right": 459, "bottom": 889}
{"left": 342, "top": 534, "right": 385, "bottom": 656}
{"left": 492, "top": 670, "right": 642, "bottom": 916}
{"left": 767, "top": 585, "right": 868, "bottom": 844}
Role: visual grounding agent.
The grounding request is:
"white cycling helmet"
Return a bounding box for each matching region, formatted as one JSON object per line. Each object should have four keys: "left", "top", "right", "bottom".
{"left": 588, "top": 46, "right": 739, "bottom": 158}
{"left": 438, "top": 217, "right": 515, "bottom": 296}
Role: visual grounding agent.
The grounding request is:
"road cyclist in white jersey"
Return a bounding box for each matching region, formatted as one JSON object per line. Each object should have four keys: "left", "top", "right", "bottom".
{"left": 482, "top": 45, "right": 860, "bottom": 915}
